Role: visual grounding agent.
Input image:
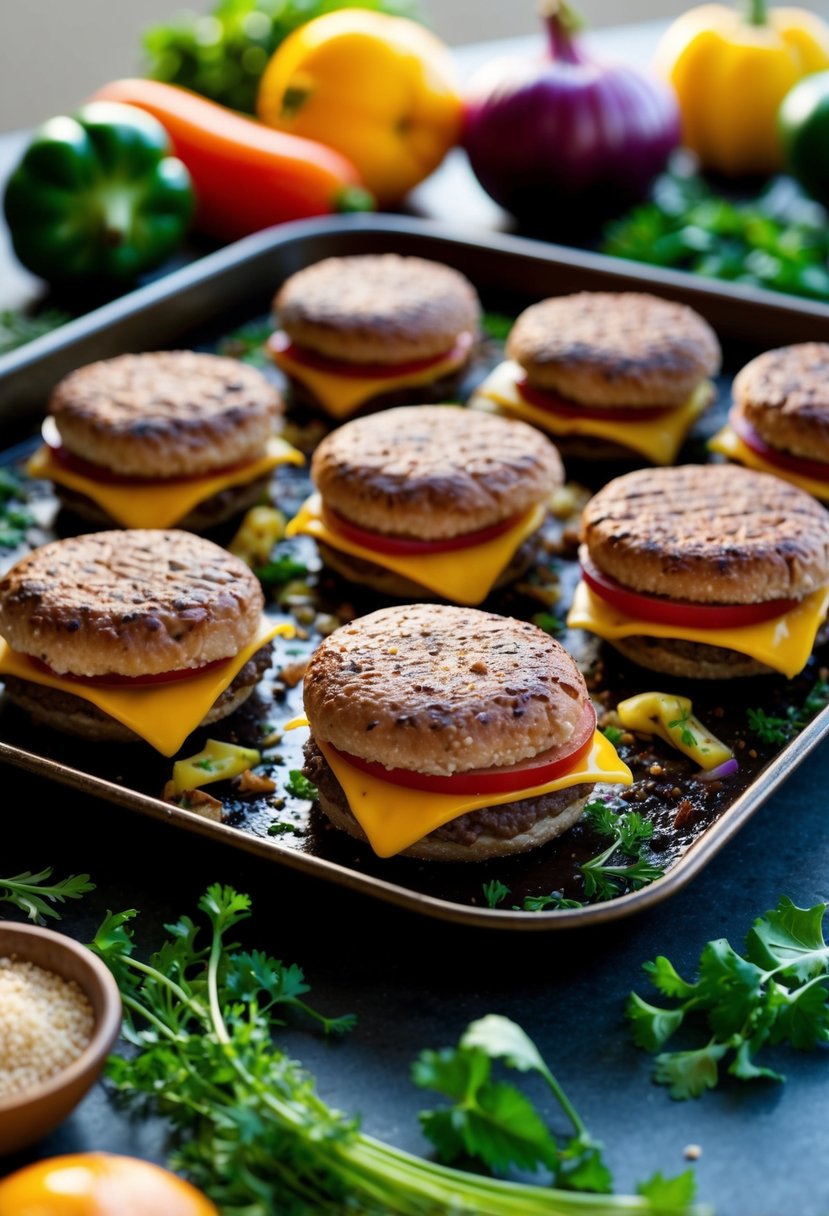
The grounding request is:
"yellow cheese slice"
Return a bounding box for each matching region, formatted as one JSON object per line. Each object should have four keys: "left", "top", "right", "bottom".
{"left": 286, "top": 493, "right": 545, "bottom": 604}
{"left": 26, "top": 436, "right": 304, "bottom": 530}
{"left": 318, "top": 732, "right": 632, "bottom": 858}
{"left": 0, "top": 617, "right": 291, "bottom": 756}
{"left": 271, "top": 338, "right": 470, "bottom": 420}
{"left": 471, "top": 362, "right": 710, "bottom": 465}
{"left": 709, "top": 424, "right": 829, "bottom": 503}
{"left": 567, "top": 580, "right": 829, "bottom": 679}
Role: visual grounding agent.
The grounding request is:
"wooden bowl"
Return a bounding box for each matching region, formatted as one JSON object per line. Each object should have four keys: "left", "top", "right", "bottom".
{"left": 0, "top": 921, "right": 122, "bottom": 1155}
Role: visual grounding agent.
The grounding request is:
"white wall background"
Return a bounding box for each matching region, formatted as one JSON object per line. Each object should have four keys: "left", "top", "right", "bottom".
{"left": 0, "top": 0, "right": 699, "bottom": 133}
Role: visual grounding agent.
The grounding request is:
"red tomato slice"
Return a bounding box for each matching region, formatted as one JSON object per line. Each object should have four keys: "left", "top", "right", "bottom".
{"left": 731, "top": 412, "right": 829, "bottom": 483}
{"left": 517, "top": 378, "right": 672, "bottom": 423}
{"left": 321, "top": 504, "right": 525, "bottom": 556}
{"left": 27, "top": 654, "right": 231, "bottom": 688}
{"left": 580, "top": 553, "right": 797, "bottom": 628}
{"left": 269, "top": 330, "right": 472, "bottom": 379}
{"left": 329, "top": 702, "right": 597, "bottom": 796}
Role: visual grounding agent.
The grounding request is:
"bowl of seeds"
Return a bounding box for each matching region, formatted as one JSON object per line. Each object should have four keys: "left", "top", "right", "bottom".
{"left": 0, "top": 921, "right": 122, "bottom": 1153}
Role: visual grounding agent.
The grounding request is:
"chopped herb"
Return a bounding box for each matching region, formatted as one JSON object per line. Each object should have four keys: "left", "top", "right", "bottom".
{"left": 254, "top": 554, "right": 309, "bottom": 587}
{"left": 217, "top": 318, "right": 273, "bottom": 366}
{"left": 268, "top": 821, "right": 303, "bottom": 837}
{"left": 481, "top": 311, "right": 514, "bottom": 342}
{"left": 482, "top": 879, "right": 511, "bottom": 908}
{"left": 747, "top": 680, "right": 829, "bottom": 746}
{"left": 193, "top": 758, "right": 214, "bottom": 772}
{"left": 532, "top": 611, "right": 564, "bottom": 637}
{"left": 579, "top": 800, "right": 664, "bottom": 902}
{"left": 520, "top": 891, "right": 586, "bottom": 912}
{"left": 284, "top": 770, "right": 318, "bottom": 800}
{"left": 0, "top": 867, "right": 94, "bottom": 923}
{"left": 668, "top": 708, "right": 697, "bottom": 749}
{"left": 0, "top": 306, "right": 71, "bottom": 355}
{"left": 602, "top": 725, "right": 624, "bottom": 746}
{"left": 0, "top": 468, "right": 35, "bottom": 550}
{"left": 629, "top": 895, "right": 829, "bottom": 1100}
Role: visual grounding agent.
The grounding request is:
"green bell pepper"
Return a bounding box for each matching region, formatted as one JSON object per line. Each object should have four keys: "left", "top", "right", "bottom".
{"left": 4, "top": 101, "right": 194, "bottom": 285}
{"left": 779, "top": 70, "right": 829, "bottom": 210}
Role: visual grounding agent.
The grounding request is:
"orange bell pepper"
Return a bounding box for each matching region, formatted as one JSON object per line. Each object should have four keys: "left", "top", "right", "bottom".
{"left": 91, "top": 79, "right": 372, "bottom": 240}
{"left": 0, "top": 1154, "right": 218, "bottom": 1216}
{"left": 256, "top": 10, "right": 463, "bottom": 205}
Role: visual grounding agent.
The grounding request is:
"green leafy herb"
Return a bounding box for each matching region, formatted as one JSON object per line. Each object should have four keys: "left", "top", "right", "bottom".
{"left": 92, "top": 887, "right": 705, "bottom": 1215}
{"left": 481, "top": 311, "right": 514, "bottom": 342}
{"left": 532, "top": 611, "right": 564, "bottom": 637}
{"left": 520, "top": 891, "right": 585, "bottom": 912}
{"left": 747, "top": 680, "right": 829, "bottom": 746}
{"left": 667, "top": 708, "right": 697, "bottom": 749}
{"left": 143, "top": 0, "right": 423, "bottom": 115}
{"left": 0, "top": 307, "right": 71, "bottom": 355}
{"left": 602, "top": 725, "right": 624, "bottom": 746}
{"left": 629, "top": 895, "right": 829, "bottom": 1099}
{"left": 0, "top": 867, "right": 94, "bottom": 923}
{"left": 579, "top": 801, "right": 664, "bottom": 902}
{"left": 267, "top": 821, "right": 303, "bottom": 837}
{"left": 285, "top": 769, "right": 318, "bottom": 800}
{"left": 217, "top": 318, "right": 274, "bottom": 367}
{"left": 254, "top": 553, "right": 309, "bottom": 587}
{"left": 0, "top": 467, "right": 35, "bottom": 550}
{"left": 603, "top": 166, "right": 829, "bottom": 303}
{"left": 482, "top": 879, "right": 511, "bottom": 909}
{"left": 193, "top": 758, "right": 214, "bottom": 772}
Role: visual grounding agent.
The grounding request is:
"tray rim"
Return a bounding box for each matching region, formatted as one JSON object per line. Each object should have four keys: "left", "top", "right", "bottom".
{"left": 3, "top": 212, "right": 829, "bottom": 931}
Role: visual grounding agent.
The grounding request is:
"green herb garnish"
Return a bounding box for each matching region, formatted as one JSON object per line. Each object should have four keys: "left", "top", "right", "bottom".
{"left": 0, "top": 867, "right": 94, "bottom": 923}
{"left": 482, "top": 879, "right": 511, "bottom": 908}
{"left": 667, "top": 708, "right": 697, "bottom": 749}
{"left": 579, "top": 801, "right": 664, "bottom": 902}
{"left": 284, "top": 770, "right": 318, "bottom": 800}
{"left": 0, "top": 307, "right": 71, "bottom": 355}
{"left": 521, "top": 891, "right": 586, "bottom": 912}
{"left": 481, "top": 311, "right": 514, "bottom": 342}
{"left": 254, "top": 554, "right": 309, "bottom": 587}
{"left": 217, "top": 318, "right": 274, "bottom": 367}
{"left": 267, "top": 821, "right": 303, "bottom": 837}
{"left": 747, "top": 679, "right": 829, "bottom": 746}
{"left": 602, "top": 725, "right": 624, "bottom": 746}
{"left": 629, "top": 895, "right": 829, "bottom": 1099}
{"left": 532, "top": 611, "right": 564, "bottom": 637}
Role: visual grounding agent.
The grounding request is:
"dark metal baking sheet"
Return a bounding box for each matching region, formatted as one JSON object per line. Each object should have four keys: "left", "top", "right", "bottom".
{"left": 2, "top": 214, "right": 829, "bottom": 930}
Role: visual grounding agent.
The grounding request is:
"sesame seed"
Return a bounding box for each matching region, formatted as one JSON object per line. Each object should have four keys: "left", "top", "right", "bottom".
{"left": 0, "top": 956, "right": 94, "bottom": 1099}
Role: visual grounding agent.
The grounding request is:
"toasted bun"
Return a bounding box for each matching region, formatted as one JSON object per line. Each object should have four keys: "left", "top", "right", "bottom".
{"left": 506, "top": 292, "right": 721, "bottom": 407}
{"left": 581, "top": 464, "right": 829, "bottom": 604}
{"left": 275, "top": 255, "right": 480, "bottom": 364}
{"left": 303, "top": 603, "right": 588, "bottom": 776}
{"left": 311, "top": 406, "right": 562, "bottom": 538}
{"left": 733, "top": 343, "right": 829, "bottom": 463}
{"left": 50, "top": 351, "right": 282, "bottom": 478}
{"left": 0, "top": 530, "right": 263, "bottom": 677}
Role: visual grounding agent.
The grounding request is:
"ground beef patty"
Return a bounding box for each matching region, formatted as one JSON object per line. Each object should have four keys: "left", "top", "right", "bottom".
{"left": 303, "top": 737, "right": 595, "bottom": 850}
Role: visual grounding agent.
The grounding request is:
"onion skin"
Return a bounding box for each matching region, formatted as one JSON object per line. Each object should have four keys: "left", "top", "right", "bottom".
{"left": 462, "top": 5, "right": 680, "bottom": 234}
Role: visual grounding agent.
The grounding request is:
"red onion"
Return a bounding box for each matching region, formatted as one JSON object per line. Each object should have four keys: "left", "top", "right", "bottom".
{"left": 695, "top": 758, "right": 740, "bottom": 783}
{"left": 462, "top": 0, "right": 681, "bottom": 234}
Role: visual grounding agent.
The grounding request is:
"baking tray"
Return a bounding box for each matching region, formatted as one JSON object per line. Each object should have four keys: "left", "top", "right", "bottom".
{"left": 2, "top": 213, "right": 829, "bottom": 932}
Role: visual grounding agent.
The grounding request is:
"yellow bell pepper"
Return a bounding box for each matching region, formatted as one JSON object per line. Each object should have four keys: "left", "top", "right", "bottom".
{"left": 655, "top": 1, "right": 829, "bottom": 175}
{"left": 173, "top": 738, "right": 262, "bottom": 793}
{"left": 257, "top": 10, "right": 463, "bottom": 205}
{"left": 616, "top": 692, "right": 733, "bottom": 770}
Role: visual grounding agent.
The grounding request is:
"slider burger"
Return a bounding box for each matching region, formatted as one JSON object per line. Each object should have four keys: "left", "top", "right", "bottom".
{"left": 0, "top": 530, "right": 288, "bottom": 755}
{"left": 286, "top": 405, "right": 563, "bottom": 603}
{"left": 471, "top": 292, "right": 721, "bottom": 465}
{"left": 269, "top": 254, "right": 480, "bottom": 420}
{"left": 711, "top": 343, "right": 829, "bottom": 502}
{"left": 568, "top": 464, "right": 829, "bottom": 679}
{"left": 300, "top": 603, "right": 631, "bottom": 861}
{"left": 28, "top": 351, "right": 302, "bottom": 530}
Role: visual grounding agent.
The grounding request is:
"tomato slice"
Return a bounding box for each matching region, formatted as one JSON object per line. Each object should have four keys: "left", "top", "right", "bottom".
{"left": 41, "top": 418, "right": 256, "bottom": 487}
{"left": 580, "top": 552, "right": 797, "bottom": 628}
{"left": 27, "top": 653, "right": 231, "bottom": 688}
{"left": 269, "top": 330, "right": 472, "bottom": 379}
{"left": 321, "top": 504, "right": 526, "bottom": 556}
{"left": 517, "top": 378, "right": 672, "bottom": 423}
{"left": 329, "top": 702, "right": 597, "bottom": 796}
{"left": 731, "top": 411, "right": 829, "bottom": 483}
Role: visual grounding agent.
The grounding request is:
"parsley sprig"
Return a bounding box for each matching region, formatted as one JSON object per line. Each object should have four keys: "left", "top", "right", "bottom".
{"left": 629, "top": 896, "right": 829, "bottom": 1099}
{"left": 579, "top": 801, "right": 664, "bottom": 902}
{"left": 747, "top": 681, "right": 829, "bottom": 747}
{"left": 0, "top": 867, "right": 94, "bottom": 923}
{"left": 92, "top": 886, "right": 706, "bottom": 1215}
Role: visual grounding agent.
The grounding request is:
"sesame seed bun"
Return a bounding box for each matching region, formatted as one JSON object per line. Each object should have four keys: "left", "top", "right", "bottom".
{"left": 274, "top": 255, "right": 481, "bottom": 364}
{"left": 50, "top": 351, "right": 282, "bottom": 479}
{"left": 311, "top": 406, "right": 563, "bottom": 539}
{"left": 506, "top": 293, "right": 721, "bottom": 407}
{"left": 303, "top": 603, "right": 589, "bottom": 776}
{"left": 733, "top": 343, "right": 829, "bottom": 464}
{"left": 0, "top": 530, "right": 264, "bottom": 677}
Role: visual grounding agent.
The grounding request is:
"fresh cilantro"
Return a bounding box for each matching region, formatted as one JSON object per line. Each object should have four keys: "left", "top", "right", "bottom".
{"left": 579, "top": 801, "right": 664, "bottom": 902}
{"left": 667, "top": 708, "right": 697, "bottom": 749}
{"left": 629, "top": 895, "right": 829, "bottom": 1099}
{"left": 284, "top": 770, "right": 318, "bottom": 800}
{"left": 481, "top": 311, "right": 514, "bottom": 342}
{"left": 91, "top": 889, "right": 700, "bottom": 1215}
{"left": 267, "top": 821, "right": 302, "bottom": 837}
{"left": 482, "top": 879, "right": 511, "bottom": 909}
{"left": 254, "top": 554, "right": 309, "bottom": 587}
{"left": 532, "top": 612, "right": 564, "bottom": 637}
{"left": 0, "top": 867, "right": 94, "bottom": 923}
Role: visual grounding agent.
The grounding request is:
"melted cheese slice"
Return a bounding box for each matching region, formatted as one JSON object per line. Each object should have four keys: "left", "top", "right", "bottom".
{"left": 271, "top": 341, "right": 469, "bottom": 419}
{"left": 0, "top": 617, "right": 290, "bottom": 756}
{"left": 318, "top": 733, "right": 632, "bottom": 858}
{"left": 710, "top": 424, "right": 829, "bottom": 503}
{"left": 471, "top": 362, "right": 710, "bottom": 465}
{"left": 567, "top": 581, "right": 829, "bottom": 679}
{"left": 26, "top": 436, "right": 304, "bottom": 529}
{"left": 286, "top": 493, "right": 545, "bottom": 604}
